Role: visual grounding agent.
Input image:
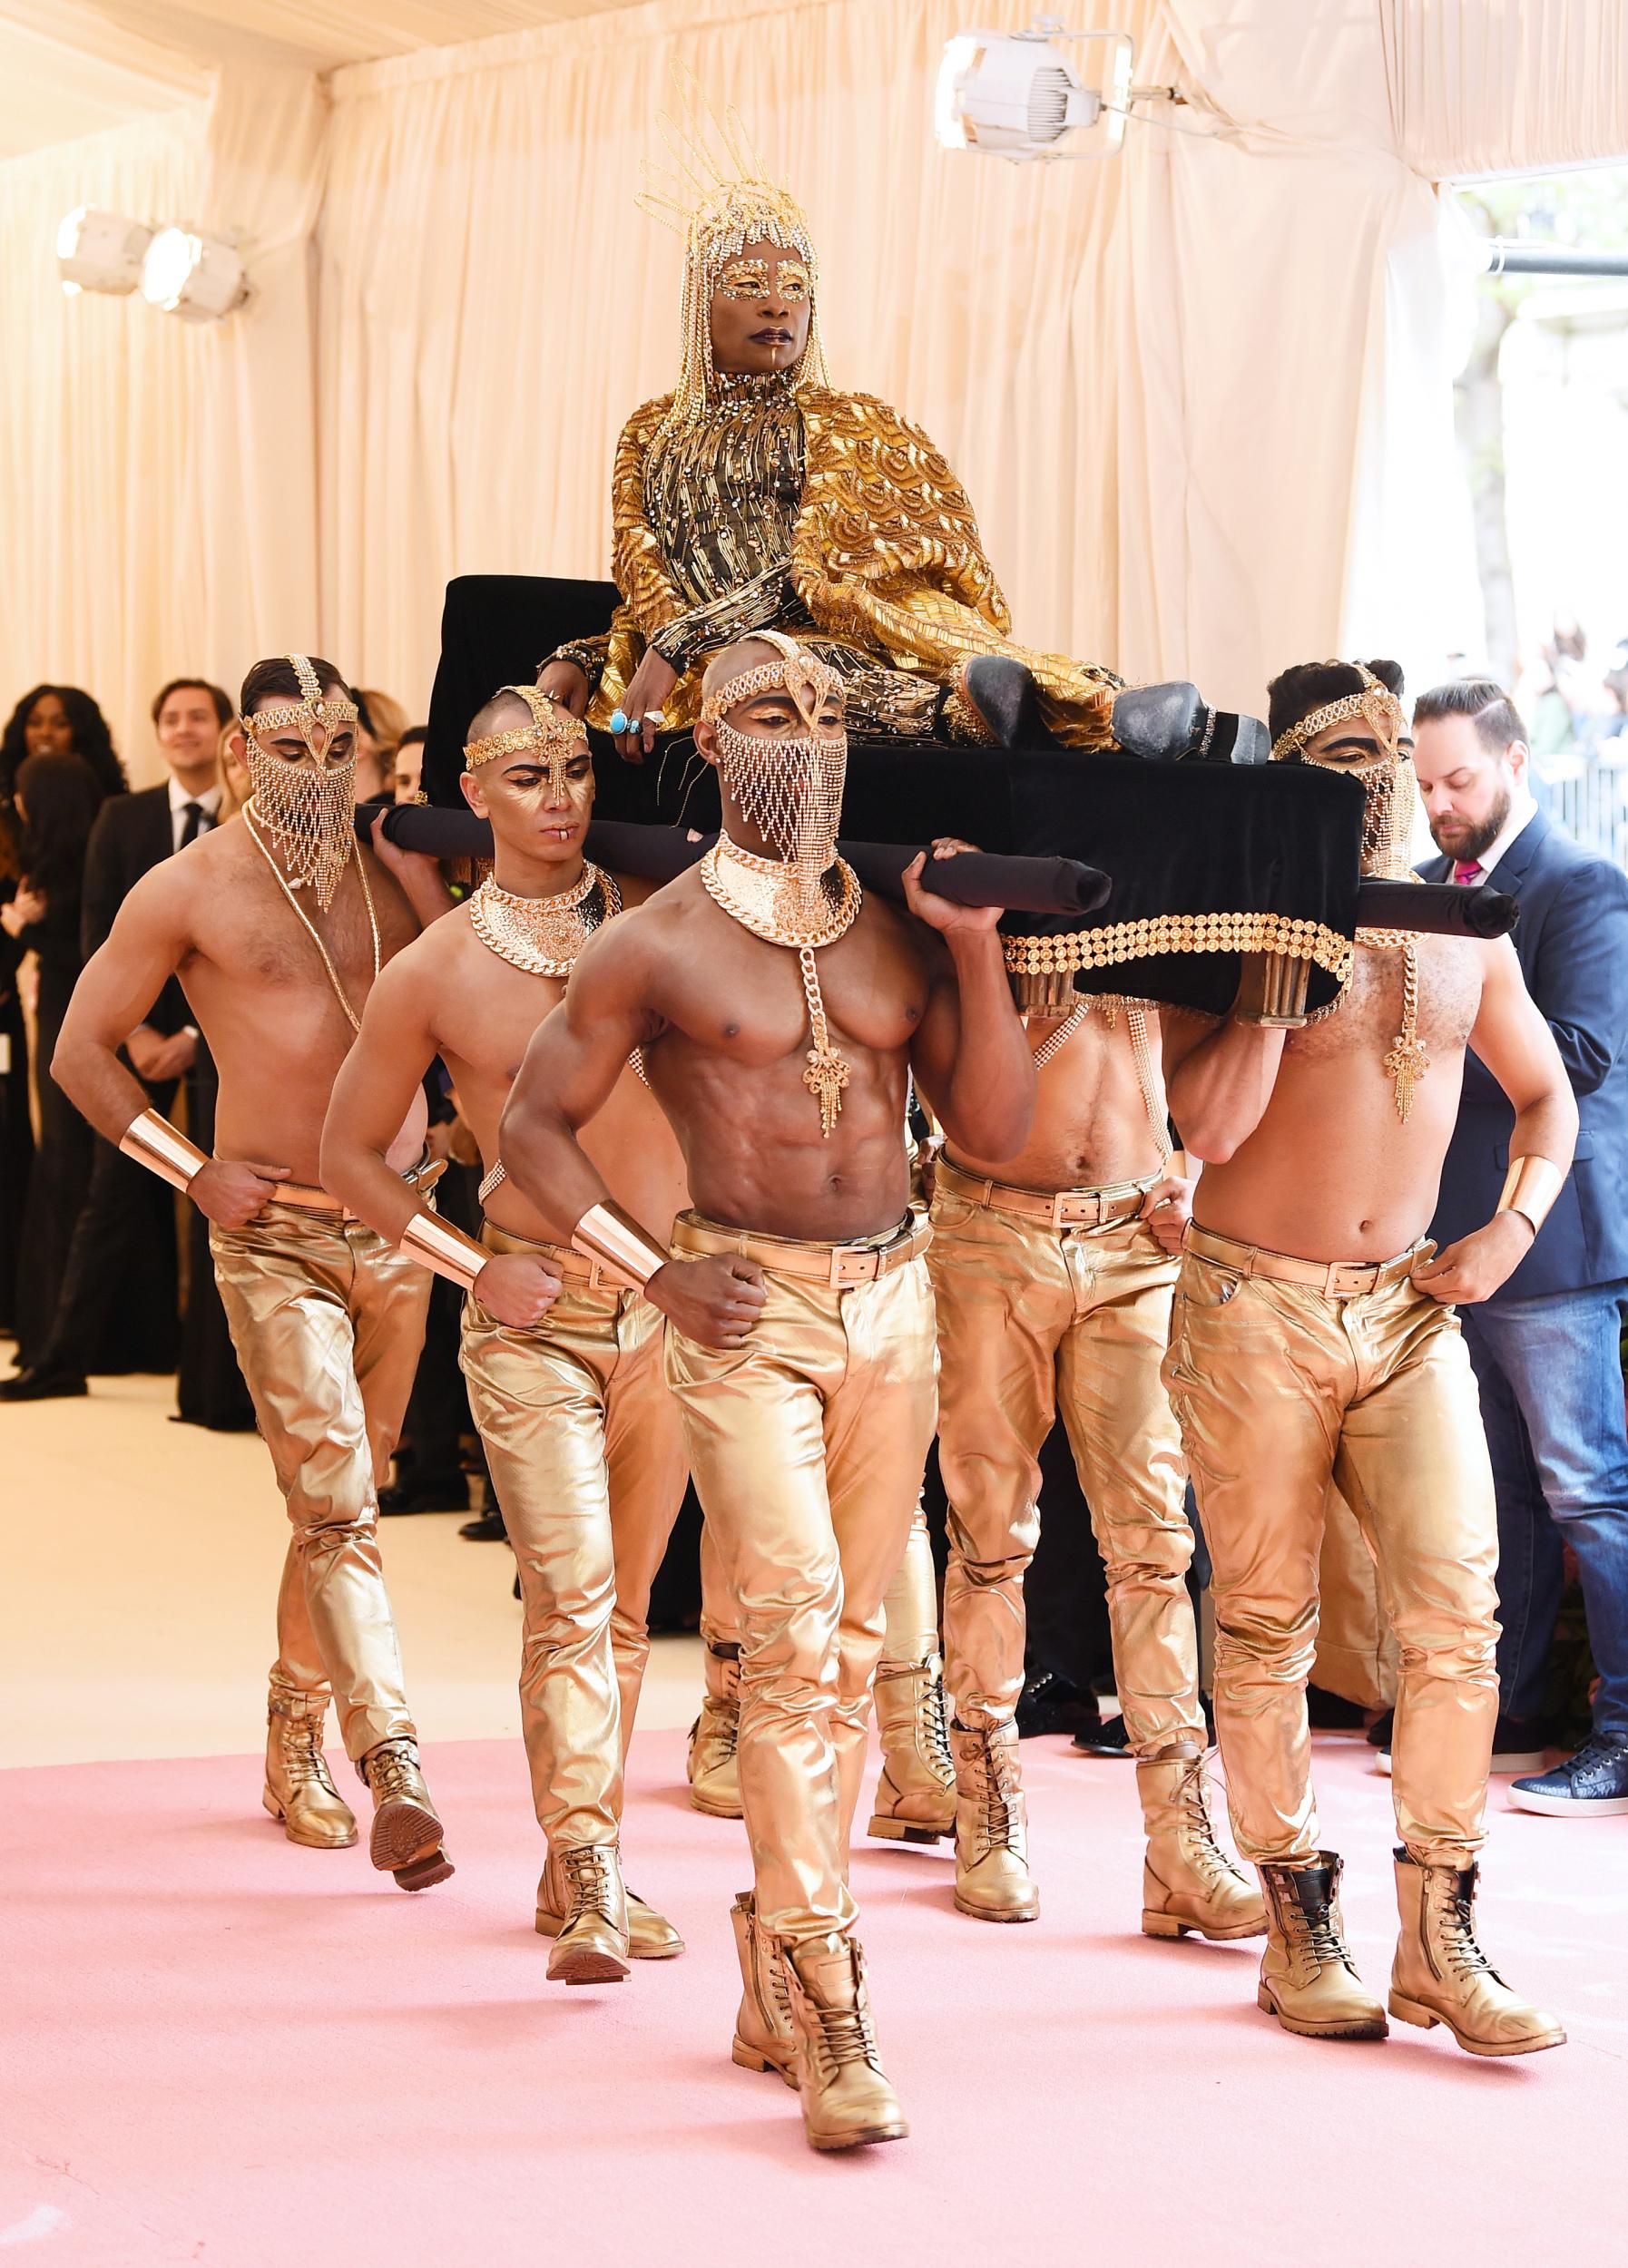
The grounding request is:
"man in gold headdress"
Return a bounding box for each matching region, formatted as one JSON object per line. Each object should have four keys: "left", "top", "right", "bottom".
{"left": 54, "top": 655, "right": 457, "bottom": 1894}
{"left": 323, "top": 686, "right": 690, "bottom": 1983}
{"left": 500, "top": 631, "right": 1036, "bottom": 2151}
{"left": 1160, "top": 657, "right": 1574, "bottom": 2058}
{"left": 537, "top": 111, "right": 1122, "bottom": 760}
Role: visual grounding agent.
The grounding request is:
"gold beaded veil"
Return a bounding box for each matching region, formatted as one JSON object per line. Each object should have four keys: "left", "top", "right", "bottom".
{"left": 638, "top": 73, "right": 830, "bottom": 435}
{"left": 701, "top": 631, "right": 848, "bottom": 904}
{"left": 240, "top": 653, "right": 360, "bottom": 910}
{"left": 1270, "top": 662, "right": 1416, "bottom": 883}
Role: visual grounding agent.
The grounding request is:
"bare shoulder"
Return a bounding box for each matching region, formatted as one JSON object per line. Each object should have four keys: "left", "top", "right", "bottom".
{"left": 375, "top": 900, "right": 477, "bottom": 992}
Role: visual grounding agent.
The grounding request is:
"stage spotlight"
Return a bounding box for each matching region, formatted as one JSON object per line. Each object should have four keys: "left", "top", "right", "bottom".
{"left": 936, "top": 20, "right": 1136, "bottom": 161}
{"left": 55, "top": 207, "right": 155, "bottom": 297}
{"left": 140, "top": 227, "right": 249, "bottom": 321}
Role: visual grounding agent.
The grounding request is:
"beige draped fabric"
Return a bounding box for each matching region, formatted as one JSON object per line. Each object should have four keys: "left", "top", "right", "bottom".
{"left": 4, "top": 1, "right": 1628, "bottom": 770}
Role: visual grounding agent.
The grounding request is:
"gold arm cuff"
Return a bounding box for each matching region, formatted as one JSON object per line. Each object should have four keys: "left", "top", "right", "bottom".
{"left": 398, "top": 1207, "right": 487, "bottom": 1295}
{"left": 572, "top": 1201, "right": 668, "bottom": 1292}
{"left": 119, "top": 1108, "right": 208, "bottom": 1194}
{"left": 1496, "top": 1155, "right": 1566, "bottom": 1238}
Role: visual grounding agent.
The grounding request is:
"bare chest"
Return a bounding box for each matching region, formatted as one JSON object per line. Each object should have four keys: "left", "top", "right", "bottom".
{"left": 1286, "top": 935, "right": 1480, "bottom": 1068}
{"left": 439, "top": 957, "right": 564, "bottom": 1091}
{"left": 657, "top": 915, "right": 925, "bottom": 1069}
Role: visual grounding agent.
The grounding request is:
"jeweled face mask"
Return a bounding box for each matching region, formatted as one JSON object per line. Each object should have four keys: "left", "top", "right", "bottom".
{"left": 1270, "top": 664, "right": 1415, "bottom": 881}
{"left": 701, "top": 634, "right": 848, "bottom": 884}
{"left": 241, "top": 653, "right": 360, "bottom": 908}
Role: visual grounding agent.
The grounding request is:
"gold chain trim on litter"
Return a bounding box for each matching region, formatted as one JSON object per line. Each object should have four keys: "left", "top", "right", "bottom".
{"left": 1003, "top": 913, "right": 1355, "bottom": 987}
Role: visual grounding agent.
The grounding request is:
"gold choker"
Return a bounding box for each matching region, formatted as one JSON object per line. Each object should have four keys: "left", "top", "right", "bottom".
{"left": 700, "top": 832, "right": 861, "bottom": 1136}
{"left": 469, "top": 865, "right": 623, "bottom": 977}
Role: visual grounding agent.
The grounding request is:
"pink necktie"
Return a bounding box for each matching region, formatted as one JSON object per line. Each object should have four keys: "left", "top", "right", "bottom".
{"left": 1453, "top": 859, "right": 1483, "bottom": 885}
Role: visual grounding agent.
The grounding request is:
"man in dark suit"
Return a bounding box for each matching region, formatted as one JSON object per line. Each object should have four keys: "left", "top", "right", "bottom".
{"left": 1, "top": 678, "right": 250, "bottom": 1422}
{"left": 1411, "top": 679, "right": 1628, "bottom": 1816}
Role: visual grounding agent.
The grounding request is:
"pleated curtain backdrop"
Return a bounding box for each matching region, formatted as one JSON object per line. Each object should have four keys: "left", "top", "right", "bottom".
{"left": 4, "top": 0, "right": 1628, "bottom": 768}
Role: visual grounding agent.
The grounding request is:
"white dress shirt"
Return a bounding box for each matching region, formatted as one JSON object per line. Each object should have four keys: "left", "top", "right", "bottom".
{"left": 167, "top": 776, "right": 222, "bottom": 855}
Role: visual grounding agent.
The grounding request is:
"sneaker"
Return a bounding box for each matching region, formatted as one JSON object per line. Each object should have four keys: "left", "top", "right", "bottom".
{"left": 1508, "top": 1732, "right": 1628, "bottom": 1818}
{"left": 1373, "top": 1712, "right": 1551, "bottom": 1779}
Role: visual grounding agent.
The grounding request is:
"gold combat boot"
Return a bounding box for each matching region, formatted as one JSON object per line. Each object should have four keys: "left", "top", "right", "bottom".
{"left": 687, "top": 1641, "right": 742, "bottom": 1820}
{"left": 1257, "top": 1853, "right": 1388, "bottom": 2040}
{"left": 729, "top": 1891, "right": 798, "bottom": 2087}
{"left": 868, "top": 1655, "right": 956, "bottom": 1844}
{"left": 781, "top": 1932, "right": 907, "bottom": 2153}
{"left": 534, "top": 1844, "right": 632, "bottom": 1984}
{"left": 357, "top": 1736, "right": 454, "bottom": 1892}
{"left": 1138, "top": 1748, "right": 1266, "bottom": 1941}
{"left": 262, "top": 1686, "right": 357, "bottom": 1851}
{"left": 1388, "top": 1851, "right": 1565, "bottom": 2057}
{"left": 949, "top": 1720, "right": 1039, "bottom": 1922}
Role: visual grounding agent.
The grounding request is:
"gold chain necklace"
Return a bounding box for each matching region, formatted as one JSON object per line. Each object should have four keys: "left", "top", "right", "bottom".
{"left": 1305, "top": 925, "right": 1428, "bottom": 1122}
{"left": 1026, "top": 999, "right": 1090, "bottom": 1067}
{"left": 700, "top": 832, "right": 861, "bottom": 1137}
{"left": 469, "top": 865, "right": 620, "bottom": 977}
{"left": 243, "top": 800, "right": 379, "bottom": 1034}
{"left": 1022, "top": 994, "right": 1172, "bottom": 1163}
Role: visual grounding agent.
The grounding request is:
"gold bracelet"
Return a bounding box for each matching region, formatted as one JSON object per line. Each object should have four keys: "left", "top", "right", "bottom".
{"left": 1496, "top": 1155, "right": 1566, "bottom": 1238}
{"left": 398, "top": 1207, "right": 488, "bottom": 1295}
{"left": 119, "top": 1108, "right": 208, "bottom": 1194}
{"left": 573, "top": 1200, "right": 669, "bottom": 1291}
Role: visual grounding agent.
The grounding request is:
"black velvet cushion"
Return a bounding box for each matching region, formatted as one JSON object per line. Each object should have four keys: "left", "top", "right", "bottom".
{"left": 425, "top": 574, "right": 1366, "bottom": 1014}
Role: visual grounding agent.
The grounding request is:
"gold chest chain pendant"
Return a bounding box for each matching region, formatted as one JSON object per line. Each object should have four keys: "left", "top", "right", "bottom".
{"left": 700, "top": 836, "right": 861, "bottom": 1137}
{"left": 1305, "top": 927, "right": 1429, "bottom": 1122}
{"left": 243, "top": 802, "right": 379, "bottom": 1034}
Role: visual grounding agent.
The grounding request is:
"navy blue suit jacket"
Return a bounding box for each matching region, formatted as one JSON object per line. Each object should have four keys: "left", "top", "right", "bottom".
{"left": 1421, "top": 810, "right": 1628, "bottom": 1299}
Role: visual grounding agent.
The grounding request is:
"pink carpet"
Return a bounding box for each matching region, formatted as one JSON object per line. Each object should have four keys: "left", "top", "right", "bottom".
{"left": 8, "top": 1728, "right": 1624, "bottom": 2267}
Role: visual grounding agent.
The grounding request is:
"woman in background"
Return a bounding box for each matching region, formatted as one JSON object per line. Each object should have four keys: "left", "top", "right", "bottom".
{"left": 2, "top": 750, "right": 113, "bottom": 1366}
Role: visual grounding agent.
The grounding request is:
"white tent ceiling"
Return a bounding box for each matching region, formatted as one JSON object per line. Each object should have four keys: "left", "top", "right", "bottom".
{"left": 0, "top": 0, "right": 646, "bottom": 158}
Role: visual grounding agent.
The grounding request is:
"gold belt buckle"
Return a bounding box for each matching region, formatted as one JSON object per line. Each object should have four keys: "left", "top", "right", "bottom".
{"left": 1328, "top": 1261, "right": 1376, "bottom": 1296}
{"left": 829, "top": 1245, "right": 878, "bottom": 1287}
{"left": 1051, "top": 1191, "right": 1100, "bottom": 1229}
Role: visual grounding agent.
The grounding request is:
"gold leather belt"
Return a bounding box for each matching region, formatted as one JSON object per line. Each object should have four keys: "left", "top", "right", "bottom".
{"left": 480, "top": 1217, "right": 621, "bottom": 1292}
{"left": 672, "top": 1209, "right": 932, "bottom": 1288}
{"left": 937, "top": 1156, "right": 1155, "bottom": 1230}
{"left": 1182, "top": 1223, "right": 1425, "bottom": 1299}
{"left": 247, "top": 1153, "right": 446, "bottom": 1220}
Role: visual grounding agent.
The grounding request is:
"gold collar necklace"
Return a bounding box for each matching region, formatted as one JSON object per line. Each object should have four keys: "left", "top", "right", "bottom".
{"left": 469, "top": 864, "right": 622, "bottom": 977}
{"left": 700, "top": 831, "right": 860, "bottom": 1137}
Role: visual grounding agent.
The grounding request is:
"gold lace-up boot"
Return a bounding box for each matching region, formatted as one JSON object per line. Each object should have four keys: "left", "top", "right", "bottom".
{"left": 729, "top": 1891, "right": 798, "bottom": 2087}
{"left": 949, "top": 1720, "right": 1039, "bottom": 1922}
{"left": 1139, "top": 1748, "right": 1266, "bottom": 1941}
{"left": 781, "top": 1933, "right": 907, "bottom": 2152}
{"left": 868, "top": 1654, "right": 956, "bottom": 1843}
{"left": 1388, "top": 1851, "right": 1565, "bottom": 2057}
{"left": 536, "top": 1855, "right": 682, "bottom": 1961}
{"left": 534, "top": 1843, "right": 632, "bottom": 1984}
{"left": 262, "top": 1686, "right": 357, "bottom": 1850}
{"left": 1257, "top": 1852, "right": 1388, "bottom": 2039}
{"left": 357, "top": 1736, "right": 454, "bottom": 1892}
{"left": 687, "top": 1641, "right": 743, "bottom": 1819}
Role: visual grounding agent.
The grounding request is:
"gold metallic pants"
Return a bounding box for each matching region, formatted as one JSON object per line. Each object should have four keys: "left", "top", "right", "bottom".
{"left": 705, "top": 1502, "right": 939, "bottom": 1667}
{"left": 1162, "top": 1237, "right": 1499, "bottom": 1868}
{"left": 461, "top": 1225, "right": 687, "bottom": 1852}
{"left": 665, "top": 1216, "right": 938, "bottom": 1943}
{"left": 930, "top": 1188, "right": 1203, "bottom": 1752}
{"left": 210, "top": 1201, "right": 430, "bottom": 1761}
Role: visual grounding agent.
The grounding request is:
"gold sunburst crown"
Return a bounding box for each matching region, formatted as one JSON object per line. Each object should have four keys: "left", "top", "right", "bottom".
{"left": 638, "top": 67, "right": 830, "bottom": 427}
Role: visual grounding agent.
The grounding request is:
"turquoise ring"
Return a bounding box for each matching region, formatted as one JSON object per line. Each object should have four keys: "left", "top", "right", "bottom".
{"left": 608, "top": 709, "right": 630, "bottom": 735}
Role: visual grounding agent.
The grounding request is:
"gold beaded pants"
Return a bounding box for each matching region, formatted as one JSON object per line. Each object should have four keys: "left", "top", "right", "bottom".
{"left": 665, "top": 1216, "right": 938, "bottom": 1944}
{"left": 210, "top": 1201, "right": 430, "bottom": 1761}
{"left": 461, "top": 1225, "right": 687, "bottom": 1853}
{"left": 929, "top": 1185, "right": 1203, "bottom": 1752}
{"left": 1162, "top": 1234, "right": 1500, "bottom": 1868}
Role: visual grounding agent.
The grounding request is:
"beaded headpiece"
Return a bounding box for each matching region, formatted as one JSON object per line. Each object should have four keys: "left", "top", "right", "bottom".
{"left": 465, "top": 686, "right": 590, "bottom": 794}
{"left": 1270, "top": 661, "right": 1415, "bottom": 883}
{"left": 240, "top": 653, "right": 360, "bottom": 909}
{"left": 639, "top": 72, "right": 830, "bottom": 431}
